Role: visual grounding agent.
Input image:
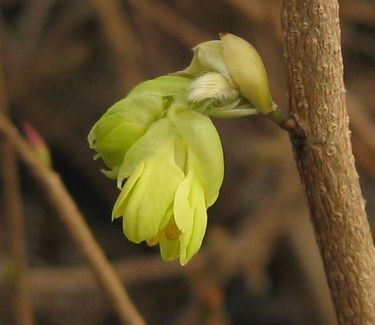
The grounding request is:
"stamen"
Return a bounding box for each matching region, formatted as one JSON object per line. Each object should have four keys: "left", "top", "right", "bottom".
{"left": 164, "top": 218, "right": 181, "bottom": 241}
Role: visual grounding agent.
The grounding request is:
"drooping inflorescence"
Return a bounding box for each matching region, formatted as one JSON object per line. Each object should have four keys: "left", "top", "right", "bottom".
{"left": 88, "top": 33, "right": 274, "bottom": 265}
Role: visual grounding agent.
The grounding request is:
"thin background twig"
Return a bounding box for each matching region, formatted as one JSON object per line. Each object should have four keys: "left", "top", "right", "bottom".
{"left": 0, "top": 113, "right": 145, "bottom": 325}
{"left": 0, "top": 32, "right": 35, "bottom": 325}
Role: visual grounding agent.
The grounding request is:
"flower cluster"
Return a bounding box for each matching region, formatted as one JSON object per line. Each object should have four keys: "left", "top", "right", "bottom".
{"left": 88, "top": 34, "right": 274, "bottom": 265}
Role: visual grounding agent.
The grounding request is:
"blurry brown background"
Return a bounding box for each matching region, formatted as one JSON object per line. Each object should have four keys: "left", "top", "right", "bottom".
{"left": 0, "top": 0, "right": 374, "bottom": 324}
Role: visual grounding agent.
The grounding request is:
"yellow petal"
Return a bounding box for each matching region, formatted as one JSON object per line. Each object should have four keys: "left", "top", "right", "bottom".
{"left": 122, "top": 145, "right": 185, "bottom": 243}
{"left": 170, "top": 110, "right": 224, "bottom": 207}
{"left": 183, "top": 178, "right": 207, "bottom": 265}
{"left": 88, "top": 75, "right": 192, "bottom": 176}
{"left": 111, "top": 162, "right": 144, "bottom": 220}
{"left": 173, "top": 172, "right": 194, "bottom": 262}
{"left": 173, "top": 171, "right": 208, "bottom": 265}
{"left": 117, "top": 117, "right": 176, "bottom": 187}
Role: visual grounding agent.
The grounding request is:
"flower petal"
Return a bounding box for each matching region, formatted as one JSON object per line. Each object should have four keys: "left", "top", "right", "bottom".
{"left": 88, "top": 75, "right": 191, "bottom": 174}
{"left": 183, "top": 179, "right": 207, "bottom": 265}
{"left": 128, "top": 75, "right": 191, "bottom": 98}
{"left": 94, "top": 120, "right": 144, "bottom": 169}
{"left": 170, "top": 110, "right": 224, "bottom": 206}
{"left": 180, "top": 40, "right": 232, "bottom": 83}
{"left": 173, "top": 172, "right": 194, "bottom": 262}
{"left": 88, "top": 94, "right": 165, "bottom": 173}
{"left": 117, "top": 117, "right": 176, "bottom": 188}
{"left": 174, "top": 171, "right": 207, "bottom": 265}
{"left": 111, "top": 162, "right": 144, "bottom": 220}
{"left": 122, "top": 145, "right": 185, "bottom": 243}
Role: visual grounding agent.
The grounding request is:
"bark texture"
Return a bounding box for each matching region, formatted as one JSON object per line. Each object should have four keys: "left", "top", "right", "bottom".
{"left": 281, "top": 1, "right": 375, "bottom": 323}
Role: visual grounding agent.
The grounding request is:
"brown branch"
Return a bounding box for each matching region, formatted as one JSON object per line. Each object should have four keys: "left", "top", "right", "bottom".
{"left": 24, "top": 187, "right": 287, "bottom": 296}
{"left": 25, "top": 255, "right": 204, "bottom": 295}
{"left": 126, "top": 0, "right": 210, "bottom": 47}
{"left": 281, "top": 1, "right": 375, "bottom": 323}
{"left": 225, "top": 0, "right": 282, "bottom": 41}
{"left": 24, "top": 199, "right": 285, "bottom": 295}
{"left": 0, "top": 140, "right": 35, "bottom": 325}
{"left": 7, "top": 86, "right": 117, "bottom": 204}
{"left": 0, "top": 38, "right": 35, "bottom": 325}
{"left": 91, "top": 0, "right": 144, "bottom": 90}
{"left": 0, "top": 114, "right": 145, "bottom": 325}
{"left": 17, "top": 0, "right": 54, "bottom": 58}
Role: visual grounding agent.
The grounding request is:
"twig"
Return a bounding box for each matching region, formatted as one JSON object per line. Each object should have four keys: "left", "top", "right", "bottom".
{"left": 224, "top": 0, "right": 283, "bottom": 42}
{"left": 126, "top": 0, "right": 210, "bottom": 47}
{"left": 0, "top": 113, "right": 145, "bottom": 325}
{"left": 7, "top": 87, "right": 117, "bottom": 204}
{"left": 132, "top": 13, "right": 177, "bottom": 74}
{"left": 281, "top": 1, "right": 375, "bottom": 323}
{"left": 25, "top": 255, "right": 204, "bottom": 294}
{"left": 17, "top": 0, "right": 54, "bottom": 59}
{"left": 0, "top": 36, "right": 35, "bottom": 325}
{"left": 0, "top": 139, "right": 34, "bottom": 325}
{"left": 91, "top": 0, "right": 144, "bottom": 90}
{"left": 23, "top": 185, "right": 288, "bottom": 297}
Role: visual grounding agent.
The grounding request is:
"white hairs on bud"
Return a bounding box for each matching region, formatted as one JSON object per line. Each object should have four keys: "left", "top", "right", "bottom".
{"left": 188, "top": 72, "right": 239, "bottom": 103}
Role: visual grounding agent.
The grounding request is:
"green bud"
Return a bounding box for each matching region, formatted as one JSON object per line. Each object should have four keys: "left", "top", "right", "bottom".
{"left": 188, "top": 72, "right": 239, "bottom": 103}
{"left": 88, "top": 75, "right": 191, "bottom": 178}
{"left": 220, "top": 33, "right": 273, "bottom": 113}
{"left": 178, "top": 33, "right": 274, "bottom": 114}
{"left": 181, "top": 40, "right": 233, "bottom": 84}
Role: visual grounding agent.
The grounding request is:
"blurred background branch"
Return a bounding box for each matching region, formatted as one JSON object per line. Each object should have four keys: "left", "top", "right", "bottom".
{"left": 0, "top": 113, "right": 144, "bottom": 324}
{"left": 0, "top": 31, "right": 35, "bottom": 325}
{"left": 0, "top": 0, "right": 373, "bottom": 324}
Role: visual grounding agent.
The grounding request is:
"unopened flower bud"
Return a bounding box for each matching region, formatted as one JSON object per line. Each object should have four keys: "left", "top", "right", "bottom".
{"left": 179, "top": 33, "right": 274, "bottom": 114}
{"left": 220, "top": 33, "right": 273, "bottom": 113}
{"left": 188, "top": 72, "right": 239, "bottom": 103}
{"left": 23, "top": 122, "right": 52, "bottom": 168}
